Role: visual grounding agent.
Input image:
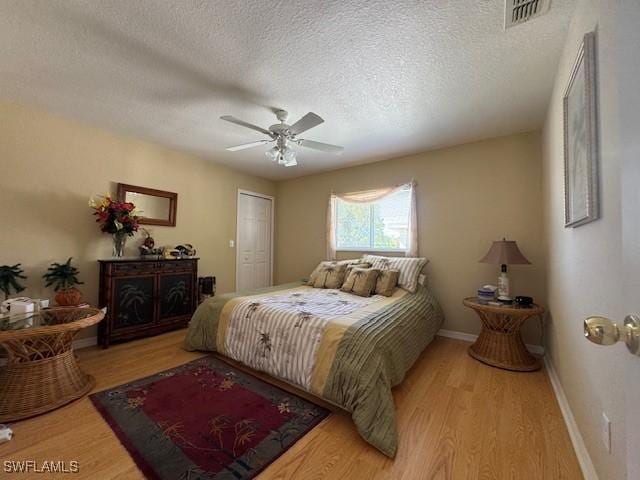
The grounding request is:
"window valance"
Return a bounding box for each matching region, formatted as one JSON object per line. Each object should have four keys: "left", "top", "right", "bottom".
{"left": 326, "top": 181, "right": 418, "bottom": 259}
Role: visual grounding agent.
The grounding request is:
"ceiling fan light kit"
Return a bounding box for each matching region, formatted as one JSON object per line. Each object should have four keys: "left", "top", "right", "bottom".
{"left": 221, "top": 109, "right": 343, "bottom": 168}
{"left": 265, "top": 143, "right": 297, "bottom": 167}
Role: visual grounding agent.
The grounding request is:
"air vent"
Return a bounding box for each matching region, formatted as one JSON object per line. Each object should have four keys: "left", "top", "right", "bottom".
{"left": 504, "top": 0, "right": 551, "bottom": 29}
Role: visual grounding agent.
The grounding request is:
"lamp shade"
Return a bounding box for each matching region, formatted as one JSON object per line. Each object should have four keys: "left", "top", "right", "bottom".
{"left": 479, "top": 239, "right": 531, "bottom": 265}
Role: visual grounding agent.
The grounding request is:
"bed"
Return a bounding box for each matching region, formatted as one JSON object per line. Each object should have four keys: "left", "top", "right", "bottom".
{"left": 184, "top": 280, "right": 444, "bottom": 457}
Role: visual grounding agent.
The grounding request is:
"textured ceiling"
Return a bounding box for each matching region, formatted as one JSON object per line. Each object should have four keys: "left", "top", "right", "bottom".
{"left": 0, "top": 0, "right": 575, "bottom": 180}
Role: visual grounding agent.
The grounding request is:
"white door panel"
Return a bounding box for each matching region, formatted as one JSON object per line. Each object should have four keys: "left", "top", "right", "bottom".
{"left": 237, "top": 192, "right": 273, "bottom": 292}
{"left": 580, "top": 7, "right": 640, "bottom": 478}
{"left": 240, "top": 264, "right": 254, "bottom": 290}
{"left": 255, "top": 262, "right": 267, "bottom": 288}
{"left": 620, "top": 4, "right": 640, "bottom": 478}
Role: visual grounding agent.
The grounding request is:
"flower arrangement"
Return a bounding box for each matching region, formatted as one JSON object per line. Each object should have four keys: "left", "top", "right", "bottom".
{"left": 89, "top": 193, "right": 141, "bottom": 257}
{"left": 89, "top": 194, "right": 140, "bottom": 235}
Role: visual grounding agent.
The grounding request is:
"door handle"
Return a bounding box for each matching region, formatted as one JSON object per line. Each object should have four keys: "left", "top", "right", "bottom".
{"left": 584, "top": 315, "right": 640, "bottom": 355}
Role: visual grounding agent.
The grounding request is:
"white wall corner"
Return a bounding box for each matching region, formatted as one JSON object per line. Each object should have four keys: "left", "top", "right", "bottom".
{"left": 544, "top": 355, "right": 599, "bottom": 480}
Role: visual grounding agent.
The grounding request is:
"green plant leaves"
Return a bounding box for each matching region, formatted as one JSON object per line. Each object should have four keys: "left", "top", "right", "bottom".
{"left": 42, "top": 257, "right": 83, "bottom": 292}
{"left": 0, "top": 264, "right": 27, "bottom": 299}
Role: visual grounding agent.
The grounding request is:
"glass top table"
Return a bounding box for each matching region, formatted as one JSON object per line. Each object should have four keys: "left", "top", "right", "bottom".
{"left": 0, "top": 306, "right": 105, "bottom": 422}
{"left": 0, "top": 307, "right": 103, "bottom": 332}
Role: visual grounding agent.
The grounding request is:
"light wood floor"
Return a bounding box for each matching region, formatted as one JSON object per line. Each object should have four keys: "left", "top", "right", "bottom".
{"left": 2, "top": 330, "right": 582, "bottom": 479}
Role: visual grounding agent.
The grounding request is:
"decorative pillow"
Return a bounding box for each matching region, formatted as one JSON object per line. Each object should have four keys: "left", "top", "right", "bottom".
{"left": 312, "top": 263, "right": 348, "bottom": 289}
{"left": 375, "top": 269, "right": 400, "bottom": 296}
{"left": 361, "top": 254, "right": 428, "bottom": 293}
{"left": 345, "top": 261, "right": 371, "bottom": 276}
{"left": 306, "top": 259, "right": 366, "bottom": 286}
{"left": 341, "top": 267, "right": 380, "bottom": 297}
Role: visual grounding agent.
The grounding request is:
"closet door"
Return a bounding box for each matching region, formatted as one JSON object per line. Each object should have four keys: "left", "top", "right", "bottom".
{"left": 236, "top": 191, "right": 273, "bottom": 291}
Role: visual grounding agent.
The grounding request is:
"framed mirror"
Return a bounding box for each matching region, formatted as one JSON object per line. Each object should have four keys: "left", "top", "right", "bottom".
{"left": 117, "top": 183, "right": 177, "bottom": 227}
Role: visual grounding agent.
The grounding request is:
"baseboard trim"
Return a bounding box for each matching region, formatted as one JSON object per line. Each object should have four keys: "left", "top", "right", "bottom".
{"left": 544, "top": 355, "right": 598, "bottom": 480}
{"left": 73, "top": 336, "right": 98, "bottom": 350}
{"left": 437, "top": 328, "right": 545, "bottom": 355}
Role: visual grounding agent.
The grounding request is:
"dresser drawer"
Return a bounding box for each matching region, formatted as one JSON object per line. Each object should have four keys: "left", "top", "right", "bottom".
{"left": 111, "top": 262, "right": 158, "bottom": 275}
{"left": 160, "top": 260, "right": 196, "bottom": 271}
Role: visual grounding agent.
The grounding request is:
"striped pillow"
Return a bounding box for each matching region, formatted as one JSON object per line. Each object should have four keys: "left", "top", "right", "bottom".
{"left": 361, "top": 255, "right": 427, "bottom": 293}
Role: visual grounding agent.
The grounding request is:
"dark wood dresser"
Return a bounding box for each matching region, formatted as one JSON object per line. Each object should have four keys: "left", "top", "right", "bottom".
{"left": 98, "top": 258, "right": 198, "bottom": 348}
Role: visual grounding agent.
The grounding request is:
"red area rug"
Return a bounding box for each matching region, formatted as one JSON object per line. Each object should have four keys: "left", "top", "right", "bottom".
{"left": 90, "top": 356, "right": 330, "bottom": 479}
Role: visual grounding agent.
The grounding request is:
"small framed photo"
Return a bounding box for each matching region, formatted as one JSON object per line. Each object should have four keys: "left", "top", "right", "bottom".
{"left": 563, "top": 31, "right": 599, "bottom": 228}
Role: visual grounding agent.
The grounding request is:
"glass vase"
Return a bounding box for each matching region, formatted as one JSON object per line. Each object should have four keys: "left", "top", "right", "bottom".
{"left": 112, "top": 233, "right": 127, "bottom": 258}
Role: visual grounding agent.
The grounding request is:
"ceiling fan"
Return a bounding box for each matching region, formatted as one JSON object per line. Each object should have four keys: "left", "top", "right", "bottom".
{"left": 221, "top": 109, "right": 344, "bottom": 167}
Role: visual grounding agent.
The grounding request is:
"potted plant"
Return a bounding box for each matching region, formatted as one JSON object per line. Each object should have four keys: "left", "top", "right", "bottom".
{"left": 89, "top": 193, "right": 140, "bottom": 257}
{"left": 0, "top": 264, "right": 27, "bottom": 301}
{"left": 43, "top": 258, "right": 84, "bottom": 306}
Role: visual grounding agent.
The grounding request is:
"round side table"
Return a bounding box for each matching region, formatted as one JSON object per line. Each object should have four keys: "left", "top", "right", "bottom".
{"left": 0, "top": 307, "right": 105, "bottom": 422}
{"left": 462, "top": 298, "right": 544, "bottom": 372}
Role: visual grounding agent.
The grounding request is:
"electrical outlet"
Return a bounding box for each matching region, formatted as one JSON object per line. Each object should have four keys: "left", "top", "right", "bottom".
{"left": 229, "top": 240, "right": 235, "bottom": 248}
{"left": 601, "top": 412, "right": 611, "bottom": 453}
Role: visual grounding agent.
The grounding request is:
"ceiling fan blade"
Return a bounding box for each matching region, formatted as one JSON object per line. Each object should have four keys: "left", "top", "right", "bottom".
{"left": 225, "top": 139, "right": 272, "bottom": 152}
{"left": 288, "top": 112, "right": 324, "bottom": 135}
{"left": 220, "top": 115, "right": 273, "bottom": 136}
{"left": 298, "top": 139, "right": 344, "bottom": 153}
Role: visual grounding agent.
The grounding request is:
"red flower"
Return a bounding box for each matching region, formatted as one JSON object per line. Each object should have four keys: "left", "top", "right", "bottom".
{"left": 90, "top": 195, "right": 140, "bottom": 235}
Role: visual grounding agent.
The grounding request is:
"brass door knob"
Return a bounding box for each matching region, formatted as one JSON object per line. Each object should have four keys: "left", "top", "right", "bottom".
{"left": 584, "top": 315, "right": 640, "bottom": 355}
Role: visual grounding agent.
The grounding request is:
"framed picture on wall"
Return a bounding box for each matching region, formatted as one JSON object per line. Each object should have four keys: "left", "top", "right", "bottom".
{"left": 563, "top": 31, "right": 599, "bottom": 228}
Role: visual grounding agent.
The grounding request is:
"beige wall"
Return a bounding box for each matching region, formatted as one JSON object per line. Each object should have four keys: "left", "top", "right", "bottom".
{"left": 0, "top": 101, "right": 275, "bottom": 339}
{"left": 275, "top": 131, "right": 545, "bottom": 344}
{"left": 542, "top": 1, "right": 628, "bottom": 478}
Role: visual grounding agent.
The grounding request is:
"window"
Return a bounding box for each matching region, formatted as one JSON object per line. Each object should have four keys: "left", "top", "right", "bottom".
{"left": 335, "top": 186, "right": 411, "bottom": 251}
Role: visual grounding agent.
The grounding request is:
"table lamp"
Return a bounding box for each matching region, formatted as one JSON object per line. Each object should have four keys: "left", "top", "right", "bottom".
{"left": 479, "top": 238, "right": 531, "bottom": 298}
